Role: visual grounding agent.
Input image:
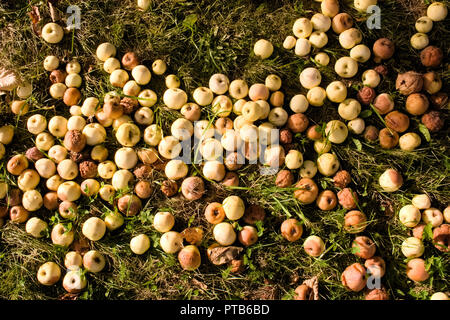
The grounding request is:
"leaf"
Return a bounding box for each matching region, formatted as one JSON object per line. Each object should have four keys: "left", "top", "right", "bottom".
{"left": 0, "top": 68, "right": 20, "bottom": 91}
{"left": 28, "top": 6, "right": 41, "bottom": 36}
{"left": 352, "top": 138, "right": 363, "bottom": 151}
{"left": 418, "top": 124, "right": 431, "bottom": 142}
{"left": 182, "top": 14, "right": 198, "bottom": 30}
{"left": 207, "top": 246, "right": 243, "bottom": 265}
{"left": 423, "top": 223, "right": 433, "bottom": 241}
{"left": 359, "top": 109, "right": 372, "bottom": 118}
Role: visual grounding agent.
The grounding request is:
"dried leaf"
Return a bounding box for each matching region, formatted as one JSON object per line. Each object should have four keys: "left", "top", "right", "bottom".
{"left": 181, "top": 227, "right": 203, "bottom": 245}
{"left": 302, "top": 276, "right": 319, "bottom": 300}
{"left": 28, "top": 6, "right": 41, "bottom": 36}
{"left": 207, "top": 246, "right": 243, "bottom": 265}
{"left": 0, "top": 68, "right": 20, "bottom": 91}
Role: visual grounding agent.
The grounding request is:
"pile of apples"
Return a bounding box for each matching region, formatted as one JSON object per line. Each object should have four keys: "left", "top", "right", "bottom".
{"left": 397, "top": 195, "right": 449, "bottom": 298}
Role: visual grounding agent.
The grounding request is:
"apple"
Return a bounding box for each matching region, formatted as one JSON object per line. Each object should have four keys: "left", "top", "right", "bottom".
{"left": 82, "top": 123, "right": 106, "bottom": 146}
{"left": 138, "top": 89, "right": 157, "bottom": 107}
{"left": 67, "top": 115, "right": 86, "bottom": 131}
{"left": 379, "top": 168, "right": 403, "bottom": 192}
{"left": 110, "top": 69, "right": 129, "bottom": 88}
{"left": 268, "top": 107, "right": 288, "bottom": 127}
{"left": 57, "top": 159, "right": 78, "bottom": 180}
{"left": 303, "top": 235, "right": 325, "bottom": 257}
{"left": 300, "top": 68, "right": 322, "bottom": 89}
{"left": 299, "top": 160, "right": 318, "bottom": 178}
{"left": 51, "top": 223, "right": 74, "bottom": 247}
{"left": 307, "top": 87, "right": 327, "bottom": 106}
{"left": 160, "top": 231, "right": 183, "bottom": 253}
{"left": 415, "top": 16, "right": 433, "bottom": 33}
{"left": 399, "top": 132, "right": 421, "bottom": 151}
{"left": 49, "top": 83, "right": 67, "bottom": 99}
{"left": 427, "top": 2, "right": 448, "bottom": 21}
{"left": 311, "top": 13, "right": 331, "bottom": 31}
{"left": 401, "top": 237, "right": 424, "bottom": 258}
{"left": 63, "top": 270, "right": 87, "bottom": 293}
{"left": 152, "top": 59, "right": 167, "bottom": 75}
{"left": 22, "top": 190, "right": 43, "bottom": 212}
{"left": 222, "top": 196, "right": 245, "bottom": 220}
{"left": 315, "top": 52, "right": 330, "bottom": 66}
{"left": 411, "top": 194, "right": 431, "bottom": 210}
{"left": 352, "top": 236, "right": 376, "bottom": 259}
{"left": 130, "top": 234, "right": 151, "bottom": 255}
{"left": 281, "top": 219, "right": 303, "bottom": 242}
{"left": 103, "top": 57, "right": 121, "bottom": 73}
{"left": 43, "top": 55, "right": 59, "bottom": 71}
{"left": 338, "top": 99, "right": 361, "bottom": 121}
{"left": 325, "top": 120, "right": 348, "bottom": 144}
{"left": 153, "top": 212, "right": 175, "bottom": 232}
{"left": 347, "top": 118, "right": 365, "bottom": 135}
{"left": 96, "top": 42, "right": 116, "bottom": 61}
{"left": 163, "top": 88, "right": 188, "bottom": 110}
{"left": 37, "top": 262, "right": 61, "bottom": 286}
{"left": 165, "top": 160, "right": 188, "bottom": 180}
{"left": 399, "top": 204, "right": 421, "bottom": 227}
{"left": 354, "top": 0, "right": 377, "bottom": 12}
{"left": 344, "top": 210, "right": 367, "bottom": 233}
{"left": 158, "top": 136, "right": 182, "bottom": 159}
{"left": 362, "top": 69, "right": 381, "bottom": 88}
{"left": 25, "top": 217, "right": 47, "bottom": 238}
{"left": 317, "top": 152, "right": 340, "bottom": 176}
{"left": 254, "top": 39, "right": 273, "bottom": 59}
{"left": 193, "top": 87, "right": 214, "bottom": 106}
{"left": 57, "top": 181, "right": 81, "bottom": 201}
{"left": 430, "top": 292, "right": 449, "bottom": 300}
{"left": 341, "top": 263, "right": 366, "bottom": 292}
{"left": 143, "top": 124, "right": 163, "bottom": 146}
{"left": 42, "top": 23, "right": 64, "bottom": 44}
{"left": 81, "top": 97, "right": 99, "bottom": 117}
{"left": 165, "top": 74, "right": 180, "bottom": 89}
{"left": 294, "top": 38, "right": 311, "bottom": 57}
{"left": 321, "top": 0, "right": 339, "bottom": 17}
{"left": 283, "top": 35, "right": 297, "bottom": 49}
{"left": 293, "top": 18, "right": 313, "bottom": 38}
{"left": 290, "top": 94, "right": 309, "bottom": 113}
{"left": 18, "top": 169, "right": 40, "bottom": 191}
{"left": 422, "top": 208, "right": 443, "bottom": 227}
{"left": 82, "top": 217, "right": 106, "bottom": 241}
{"left": 10, "top": 100, "right": 28, "bottom": 116}
{"left": 178, "top": 245, "right": 201, "bottom": 270}
{"left": 238, "top": 226, "right": 258, "bottom": 246}
{"left": 132, "top": 65, "right": 151, "bottom": 85}
{"left": 339, "top": 28, "right": 362, "bottom": 49}
{"left": 209, "top": 73, "right": 230, "bottom": 95}
{"left": 64, "top": 251, "right": 83, "bottom": 271}
{"left": 335, "top": 57, "right": 358, "bottom": 78}
{"left": 316, "top": 190, "right": 337, "bottom": 211}
{"left": 104, "top": 211, "right": 124, "bottom": 231}
{"left": 229, "top": 80, "right": 249, "bottom": 99}
{"left": 213, "top": 222, "right": 236, "bottom": 246}
{"left": 332, "top": 13, "right": 353, "bottom": 34}
{"left": 411, "top": 33, "right": 429, "bottom": 50}
{"left": 406, "top": 258, "right": 429, "bottom": 282}
{"left": 83, "top": 250, "right": 106, "bottom": 273}
{"left": 309, "top": 31, "right": 328, "bottom": 48}
{"left": 350, "top": 44, "right": 371, "bottom": 63}
{"left": 326, "top": 81, "right": 347, "bottom": 103}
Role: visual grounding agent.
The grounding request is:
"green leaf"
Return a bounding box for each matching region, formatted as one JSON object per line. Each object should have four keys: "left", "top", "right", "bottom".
{"left": 352, "top": 138, "right": 362, "bottom": 151}
{"left": 359, "top": 109, "right": 372, "bottom": 118}
{"left": 418, "top": 124, "right": 431, "bottom": 142}
{"left": 182, "top": 14, "right": 198, "bottom": 30}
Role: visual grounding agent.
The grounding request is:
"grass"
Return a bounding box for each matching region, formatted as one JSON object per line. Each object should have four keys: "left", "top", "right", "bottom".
{"left": 0, "top": 0, "right": 448, "bottom": 300}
